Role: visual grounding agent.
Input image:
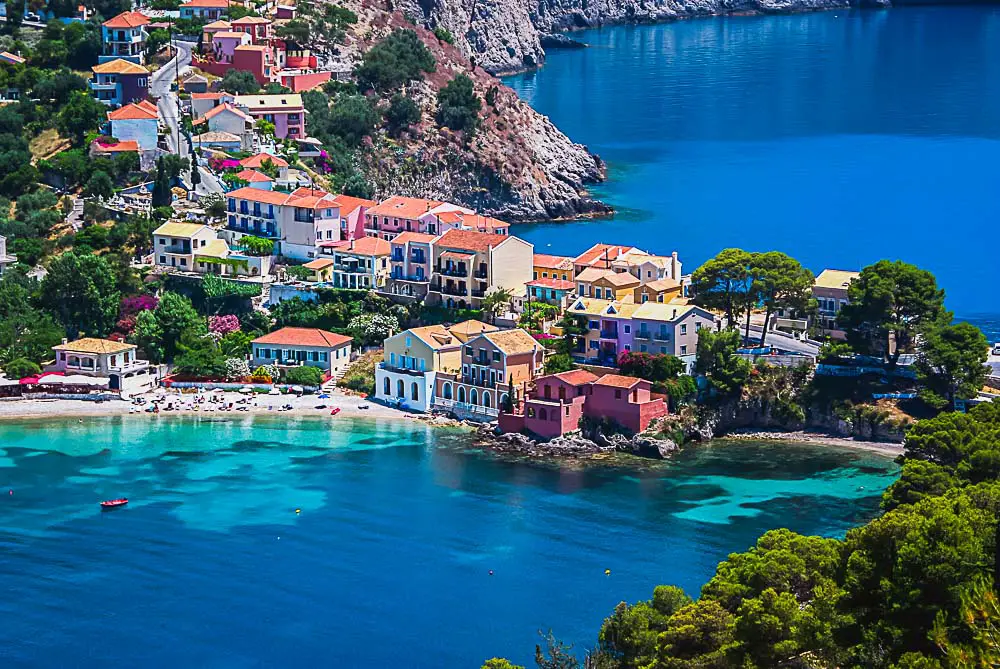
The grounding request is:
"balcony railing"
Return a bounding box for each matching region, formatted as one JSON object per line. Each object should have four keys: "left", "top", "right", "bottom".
{"left": 653, "top": 333, "right": 671, "bottom": 341}
{"left": 470, "top": 289, "right": 486, "bottom": 298}
{"left": 378, "top": 362, "right": 425, "bottom": 376}
{"left": 162, "top": 246, "right": 191, "bottom": 254}
{"left": 411, "top": 253, "right": 426, "bottom": 264}
{"left": 599, "top": 330, "right": 618, "bottom": 339}
{"left": 473, "top": 269, "right": 488, "bottom": 279}
{"left": 433, "top": 397, "right": 499, "bottom": 418}
{"left": 335, "top": 262, "right": 366, "bottom": 273}
{"left": 635, "top": 331, "right": 651, "bottom": 340}
{"left": 391, "top": 272, "right": 428, "bottom": 282}
{"left": 391, "top": 251, "right": 404, "bottom": 262}
{"left": 438, "top": 265, "right": 468, "bottom": 277}
{"left": 439, "top": 284, "right": 467, "bottom": 296}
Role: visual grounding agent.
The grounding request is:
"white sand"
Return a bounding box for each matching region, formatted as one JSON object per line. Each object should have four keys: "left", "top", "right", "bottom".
{"left": 0, "top": 388, "right": 416, "bottom": 422}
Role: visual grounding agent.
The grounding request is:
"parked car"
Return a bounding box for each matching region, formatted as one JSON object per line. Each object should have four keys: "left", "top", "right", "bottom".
{"left": 25, "top": 12, "right": 40, "bottom": 21}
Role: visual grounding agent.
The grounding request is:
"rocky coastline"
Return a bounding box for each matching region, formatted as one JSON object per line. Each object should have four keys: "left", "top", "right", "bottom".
{"left": 395, "top": 0, "right": 893, "bottom": 75}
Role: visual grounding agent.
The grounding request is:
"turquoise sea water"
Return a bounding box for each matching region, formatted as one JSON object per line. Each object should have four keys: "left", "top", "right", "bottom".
{"left": 505, "top": 7, "right": 1000, "bottom": 317}
{"left": 0, "top": 417, "right": 898, "bottom": 666}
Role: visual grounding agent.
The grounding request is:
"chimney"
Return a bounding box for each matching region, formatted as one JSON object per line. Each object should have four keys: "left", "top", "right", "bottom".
{"left": 61, "top": 338, "right": 68, "bottom": 345}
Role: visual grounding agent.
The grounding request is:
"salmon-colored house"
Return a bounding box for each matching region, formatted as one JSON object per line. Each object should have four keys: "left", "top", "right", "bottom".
{"left": 499, "top": 371, "right": 668, "bottom": 439}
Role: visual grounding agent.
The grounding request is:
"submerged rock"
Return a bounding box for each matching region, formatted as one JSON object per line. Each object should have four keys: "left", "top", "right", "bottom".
{"left": 539, "top": 33, "right": 588, "bottom": 49}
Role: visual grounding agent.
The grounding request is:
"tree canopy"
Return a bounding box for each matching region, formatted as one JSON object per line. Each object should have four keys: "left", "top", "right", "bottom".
{"left": 437, "top": 74, "right": 481, "bottom": 135}
{"left": 354, "top": 29, "right": 435, "bottom": 92}
{"left": 838, "top": 260, "right": 946, "bottom": 364}
{"left": 39, "top": 252, "right": 121, "bottom": 338}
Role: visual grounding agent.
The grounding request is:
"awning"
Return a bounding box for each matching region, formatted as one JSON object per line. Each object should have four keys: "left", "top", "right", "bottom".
{"left": 440, "top": 251, "right": 475, "bottom": 260}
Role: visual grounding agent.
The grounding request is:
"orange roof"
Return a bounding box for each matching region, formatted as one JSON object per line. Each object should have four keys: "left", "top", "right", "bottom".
{"left": 92, "top": 59, "right": 149, "bottom": 75}
{"left": 303, "top": 258, "right": 334, "bottom": 270}
{"left": 182, "top": 0, "right": 231, "bottom": 7}
{"left": 331, "top": 194, "right": 375, "bottom": 213}
{"left": 252, "top": 327, "right": 351, "bottom": 348}
{"left": 552, "top": 369, "right": 599, "bottom": 386}
{"left": 592, "top": 374, "right": 643, "bottom": 389}
{"left": 368, "top": 195, "right": 442, "bottom": 220}
{"left": 574, "top": 243, "right": 641, "bottom": 268}
{"left": 102, "top": 11, "right": 149, "bottom": 28}
{"left": 212, "top": 31, "right": 249, "bottom": 39}
{"left": 107, "top": 100, "right": 158, "bottom": 121}
{"left": 0, "top": 51, "right": 26, "bottom": 64}
{"left": 235, "top": 44, "right": 268, "bottom": 51}
{"left": 534, "top": 253, "right": 573, "bottom": 270}
{"left": 320, "top": 237, "right": 391, "bottom": 256}
{"left": 234, "top": 169, "right": 272, "bottom": 182}
{"left": 391, "top": 231, "right": 436, "bottom": 245}
{"left": 287, "top": 187, "right": 337, "bottom": 209}
{"left": 436, "top": 229, "right": 505, "bottom": 254}
{"left": 526, "top": 278, "right": 575, "bottom": 290}
{"left": 192, "top": 92, "right": 228, "bottom": 100}
{"left": 240, "top": 152, "right": 288, "bottom": 168}
{"left": 203, "top": 102, "right": 251, "bottom": 121}
{"left": 93, "top": 140, "right": 140, "bottom": 153}
{"left": 464, "top": 214, "right": 509, "bottom": 232}
{"left": 226, "top": 186, "right": 295, "bottom": 206}
{"left": 231, "top": 15, "right": 271, "bottom": 23}
{"left": 202, "top": 19, "right": 231, "bottom": 29}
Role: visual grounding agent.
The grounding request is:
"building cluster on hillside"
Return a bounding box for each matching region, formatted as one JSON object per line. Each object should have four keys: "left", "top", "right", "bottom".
{"left": 31, "top": 6, "right": 873, "bottom": 437}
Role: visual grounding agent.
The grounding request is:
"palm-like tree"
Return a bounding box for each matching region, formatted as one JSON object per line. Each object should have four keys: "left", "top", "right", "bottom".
{"left": 481, "top": 288, "right": 513, "bottom": 324}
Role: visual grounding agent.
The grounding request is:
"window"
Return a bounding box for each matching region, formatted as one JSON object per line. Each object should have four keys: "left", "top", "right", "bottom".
{"left": 641, "top": 293, "right": 648, "bottom": 303}
{"left": 624, "top": 325, "right": 631, "bottom": 334}
{"left": 492, "top": 351, "right": 501, "bottom": 363}
{"left": 542, "top": 272, "right": 548, "bottom": 278}
{"left": 660, "top": 347, "right": 667, "bottom": 354}
{"left": 411, "top": 382, "right": 419, "bottom": 401}
{"left": 594, "top": 287, "right": 602, "bottom": 299}
{"left": 589, "top": 341, "right": 598, "bottom": 350}
{"left": 615, "top": 389, "right": 622, "bottom": 399}
{"left": 464, "top": 346, "right": 472, "bottom": 357}
{"left": 696, "top": 322, "right": 702, "bottom": 331}
{"left": 681, "top": 324, "right": 687, "bottom": 335}
{"left": 159, "top": 239, "right": 165, "bottom": 245}
{"left": 383, "top": 377, "right": 390, "bottom": 395}
{"left": 680, "top": 345, "right": 688, "bottom": 355}
{"left": 396, "top": 379, "right": 405, "bottom": 398}
{"left": 640, "top": 345, "right": 647, "bottom": 353}
{"left": 321, "top": 352, "right": 328, "bottom": 361}
{"left": 390, "top": 352, "right": 396, "bottom": 366}
{"left": 159, "top": 256, "right": 166, "bottom": 264}
{"left": 624, "top": 345, "right": 631, "bottom": 351}
{"left": 533, "top": 271, "right": 538, "bottom": 279}
{"left": 405, "top": 336, "right": 411, "bottom": 347}
{"left": 588, "top": 320, "right": 598, "bottom": 330}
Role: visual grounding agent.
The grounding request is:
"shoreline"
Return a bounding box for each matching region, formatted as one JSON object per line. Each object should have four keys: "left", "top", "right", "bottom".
{"left": 0, "top": 395, "right": 905, "bottom": 458}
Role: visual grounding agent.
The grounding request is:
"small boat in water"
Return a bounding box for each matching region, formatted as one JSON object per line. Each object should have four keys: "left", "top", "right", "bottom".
{"left": 100, "top": 498, "right": 128, "bottom": 509}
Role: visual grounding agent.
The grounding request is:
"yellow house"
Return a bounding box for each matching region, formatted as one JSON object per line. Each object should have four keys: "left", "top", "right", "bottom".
{"left": 302, "top": 257, "right": 334, "bottom": 282}
{"left": 575, "top": 268, "right": 640, "bottom": 302}
{"left": 373, "top": 320, "right": 498, "bottom": 412}
{"left": 533, "top": 253, "right": 574, "bottom": 282}
{"left": 633, "top": 278, "right": 683, "bottom": 304}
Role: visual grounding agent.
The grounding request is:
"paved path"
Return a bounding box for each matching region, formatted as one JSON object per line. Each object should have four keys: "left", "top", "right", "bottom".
{"left": 65, "top": 197, "right": 84, "bottom": 231}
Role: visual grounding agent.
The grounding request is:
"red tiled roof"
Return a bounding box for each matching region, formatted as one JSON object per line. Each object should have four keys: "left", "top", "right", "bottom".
{"left": 107, "top": 100, "right": 158, "bottom": 121}
{"left": 240, "top": 152, "right": 288, "bottom": 168}
{"left": 102, "top": 11, "right": 149, "bottom": 28}
{"left": 526, "top": 278, "right": 575, "bottom": 290}
{"left": 319, "top": 237, "right": 391, "bottom": 256}
{"left": 331, "top": 194, "right": 375, "bottom": 213}
{"left": 92, "top": 139, "right": 140, "bottom": 153}
{"left": 191, "top": 92, "right": 229, "bottom": 100}
{"left": 391, "top": 231, "right": 436, "bottom": 245}
{"left": 574, "top": 243, "right": 641, "bottom": 267}
{"left": 92, "top": 59, "right": 149, "bottom": 75}
{"left": 533, "top": 253, "right": 573, "bottom": 269}
{"left": 234, "top": 169, "right": 272, "bottom": 182}
{"left": 435, "top": 228, "right": 505, "bottom": 254}
{"left": 203, "top": 102, "right": 251, "bottom": 121}
{"left": 231, "top": 15, "right": 271, "bottom": 23}
{"left": 552, "top": 369, "right": 598, "bottom": 386}
{"left": 592, "top": 374, "right": 642, "bottom": 389}
{"left": 226, "top": 186, "right": 295, "bottom": 205}
{"left": 252, "top": 327, "right": 351, "bottom": 348}
{"left": 368, "top": 195, "right": 442, "bottom": 220}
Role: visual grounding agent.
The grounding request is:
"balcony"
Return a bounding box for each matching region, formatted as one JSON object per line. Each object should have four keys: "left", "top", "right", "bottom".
{"left": 470, "top": 289, "right": 486, "bottom": 298}
{"left": 635, "top": 331, "right": 651, "bottom": 340}
{"left": 391, "top": 272, "right": 428, "bottom": 283}
{"left": 599, "top": 330, "right": 618, "bottom": 340}
{"left": 391, "top": 251, "right": 404, "bottom": 262}
{"left": 463, "top": 375, "right": 498, "bottom": 388}
{"left": 473, "top": 269, "right": 488, "bottom": 279}
{"left": 162, "top": 245, "right": 192, "bottom": 254}
{"left": 88, "top": 80, "right": 117, "bottom": 91}
{"left": 335, "top": 262, "right": 366, "bottom": 274}
{"left": 438, "top": 264, "right": 468, "bottom": 278}
{"left": 411, "top": 253, "right": 426, "bottom": 264}
{"left": 378, "top": 362, "right": 425, "bottom": 377}
{"left": 653, "top": 332, "right": 671, "bottom": 341}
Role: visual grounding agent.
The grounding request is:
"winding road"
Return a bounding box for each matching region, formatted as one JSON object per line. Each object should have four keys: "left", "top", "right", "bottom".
{"left": 150, "top": 39, "right": 224, "bottom": 196}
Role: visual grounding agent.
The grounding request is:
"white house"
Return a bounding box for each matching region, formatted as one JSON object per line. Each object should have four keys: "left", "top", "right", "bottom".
{"left": 251, "top": 327, "right": 353, "bottom": 378}
{"left": 50, "top": 338, "right": 158, "bottom": 394}
{"left": 192, "top": 102, "right": 253, "bottom": 151}
{"left": 107, "top": 100, "right": 159, "bottom": 151}
{"left": 153, "top": 221, "right": 271, "bottom": 277}
{"left": 0, "top": 235, "right": 16, "bottom": 276}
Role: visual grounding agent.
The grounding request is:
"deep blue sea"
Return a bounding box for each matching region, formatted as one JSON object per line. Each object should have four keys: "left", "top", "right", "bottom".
{"left": 0, "top": 417, "right": 897, "bottom": 667}
{"left": 505, "top": 6, "right": 1000, "bottom": 321}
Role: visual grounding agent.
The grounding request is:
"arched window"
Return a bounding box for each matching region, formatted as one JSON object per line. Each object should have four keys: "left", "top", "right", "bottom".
{"left": 383, "top": 377, "right": 390, "bottom": 396}
{"left": 500, "top": 393, "right": 508, "bottom": 409}
{"left": 482, "top": 391, "right": 491, "bottom": 408}
{"left": 458, "top": 386, "right": 466, "bottom": 403}
{"left": 443, "top": 383, "right": 452, "bottom": 400}
{"left": 470, "top": 389, "right": 478, "bottom": 406}
{"left": 539, "top": 407, "right": 548, "bottom": 421}
{"left": 396, "top": 379, "right": 405, "bottom": 398}
{"left": 411, "top": 382, "right": 419, "bottom": 401}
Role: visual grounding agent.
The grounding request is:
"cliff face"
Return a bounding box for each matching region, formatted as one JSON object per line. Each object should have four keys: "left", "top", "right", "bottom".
{"left": 397, "top": 0, "right": 891, "bottom": 74}
{"left": 338, "top": 3, "right": 608, "bottom": 221}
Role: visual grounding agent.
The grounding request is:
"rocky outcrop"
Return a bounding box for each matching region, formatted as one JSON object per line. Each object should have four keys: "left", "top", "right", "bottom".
{"left": 475, "top": 423, "right": 680, "bottom": 458}
{"left": 397, "top": 0, "right": 892, "bottom": 74}
{"left": 339, "top": 4, "right": 608, "bottom": 221}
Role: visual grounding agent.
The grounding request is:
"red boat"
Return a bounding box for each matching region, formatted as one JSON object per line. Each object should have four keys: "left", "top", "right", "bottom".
{"left": 100, "top": 498, "right": 128, "bottom": 509}
{"left": 330, "top": 407, "right": 341, "bottom": 416}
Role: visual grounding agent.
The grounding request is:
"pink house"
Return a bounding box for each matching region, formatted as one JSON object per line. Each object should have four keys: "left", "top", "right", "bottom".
{"left": 233, "top": 93, "right": 304, "bottom": 138}
{"left": 499, "top": 371, "right": 668, "bottom": 439}
{"left": 211, "top": 31, "right": 250, "bottom": 62}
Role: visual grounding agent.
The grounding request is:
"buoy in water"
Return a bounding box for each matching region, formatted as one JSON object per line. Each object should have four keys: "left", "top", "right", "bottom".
{"left": 605, "top": 569, "right": 611, "bottom": 576}
{"left": 295, "top": 508, "right": 301, "bottom": 514}
{"left": 489, "top": 570, "right": 494, "bottom": 576}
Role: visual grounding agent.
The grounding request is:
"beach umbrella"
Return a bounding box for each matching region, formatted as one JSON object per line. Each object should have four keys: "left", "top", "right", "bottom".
{"left": 239, "top": 386, "right": 253, "bottom": 394}
{"left": 290, "top": 385, "right": 304, "bottom": 394}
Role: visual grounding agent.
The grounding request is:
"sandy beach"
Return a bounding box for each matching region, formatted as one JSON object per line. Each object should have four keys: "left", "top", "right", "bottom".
{"left": 717, "top": 429, "right": 905, "bottom": 457}
{"left": 0, "top": 388, "right": 417, "bottom": 423}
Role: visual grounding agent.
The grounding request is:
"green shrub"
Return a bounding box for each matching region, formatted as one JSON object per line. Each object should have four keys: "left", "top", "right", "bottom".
{"left": 3, "top": 358, "right": 41, "bottom": 380}
{"left": 284, "top": 365, "right": 324, "bottom": 386}
{"left": 436, "top": 74, "right": 481, "bottom": 135}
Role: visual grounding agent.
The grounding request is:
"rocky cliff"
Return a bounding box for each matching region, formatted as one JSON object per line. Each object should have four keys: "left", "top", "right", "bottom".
{"left": 394, "top": 0, "right": 890, "bottom": 74}
{"left": 335, "top": 2, "right": 609, "bottom": 221}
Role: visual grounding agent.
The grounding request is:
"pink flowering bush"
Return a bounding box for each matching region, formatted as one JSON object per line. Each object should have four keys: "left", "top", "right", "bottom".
{"left": 115, "top": 295, "right": 159, "bottom": 335}
{"left": 209, "top": 314, "right": 241, "bottom": 335}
